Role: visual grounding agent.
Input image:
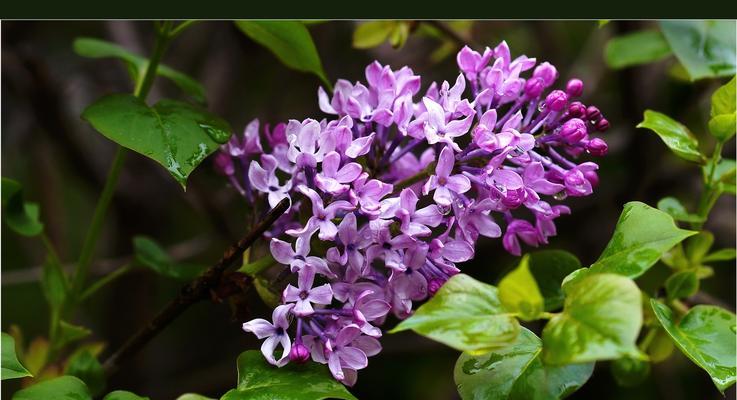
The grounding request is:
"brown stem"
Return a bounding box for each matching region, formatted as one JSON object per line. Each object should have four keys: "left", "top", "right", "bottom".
{"left": 425, "top": 21, "right": 476, "bottom": 47}
{"left": 102, "top": 198, "right": 289, "bottom": 376}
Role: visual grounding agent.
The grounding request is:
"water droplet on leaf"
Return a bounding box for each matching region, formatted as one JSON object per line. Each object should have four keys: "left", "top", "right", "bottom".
{"left": 199, "top": 122, "right": 231, "bottom": 144}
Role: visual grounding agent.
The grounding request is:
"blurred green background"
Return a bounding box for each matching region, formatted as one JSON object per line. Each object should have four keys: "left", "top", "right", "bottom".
{"left": 2, "top": 20, "right": 735, "bottom": 399}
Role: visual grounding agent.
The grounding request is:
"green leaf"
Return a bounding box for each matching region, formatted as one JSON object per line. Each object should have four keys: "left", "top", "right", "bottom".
{"left": 665, "top": 271, "right": 699, "bottom": 301}
{"left": 391, "top": 274, "right": 520, "bottom": 353}
{"left": 234, "top": 21, "right": 330, "bottom": 87}
{"left": 637, "top": 110, "right": 704, "bottom": 163}
{"left": 604, "top": 30, "right": 672, "bottom": 69}
{"left": 13, "top": 376, "right": 92, "bottom": 400}
{"left": 1, "top": 178, "right": 44, "bottom": 237}
{"left": 685, "top": 231, "right": 714, "bottom": 263}
{"left": 454, "top": 328, "right": 593, "bottom": 400}
{"left": 133, "top": 236, "right": 205, "bottom": 280}
{"left": 650, "top": 300, "right": 736, "bottom": 391}
{"left": 589, "top": 201, "right": 696, "bottom": 278}
{"left": 41, "top": 254, "right": 68, "bottom": 311}
{"left": 527, "top": 250, "right": 582, "bottom": 311}
{"left": 82, "top": 94, "right": 231, "bottom": 188}
{"left": 220, "top": 350, "right": 356, "bottom": 400}
{"left": 499, "top": 255, "right": 544, "bottom": 321}
{"left": 648, "top": 328, "right": 675, "bottom": 362}
{"left": 175, "top": 395, "right": 215, "bottom": 400}
{"left": 709, "top": 77, "right": 736, "bottom": 141}
{"left": 656, "top": 197, "right": 704, "bottom": 223}
{"left": 707, "top": 158, "right": 736, "bottom": 183}
{"left": 103, "top": 391, "right": 150, "bottom": 400}
{"left": 353, "top": 21, "right": 395, "bottom": 49}
{"left": 703, "top": 248, "right": 737, "bottom": 263}
{"left": 611, "top": 356, "right": 651, "bottom": 387}
{"left": 659, "top": 20, "right": 736, "bottom": 80}
{"left": 64, "top": 350, "right": 105, "bottom": 396}
{"left": 2, "top": 332, "right": 32, "bottom": 380}
{"left": 73, "top": 38, "right": 206, "bottom": 104}
{"left": 57, "top": 321, "right": 91, "bottom": 349}
{"left": 543, "top": 273, "right": 643, "bottom": 364}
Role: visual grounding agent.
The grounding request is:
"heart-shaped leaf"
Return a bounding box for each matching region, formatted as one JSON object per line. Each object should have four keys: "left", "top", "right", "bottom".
{"left": 1, "top": 178, "right": 44, "bottom": 237}
{"left": 543, "top": 273, "right": 643, "bottom": 364}
{"left": 650, "top": 300, "right": 736, "bottom": 392}
{"left": 604, "top": 30, "right": 672, "bottom": 69}
{"left": 659, "top": 20, "right": 736, "bottom": 81}
{"left": 235, "top": 21, "right": 330, "bottom": 87}
{"left": 455, "top": 328, "right": 593, "bottom": 400}
{"left": 220, "top": 350, "right": 357, "bottom": 400}
{"left": 391, "top": 274, "right": 520, "bottom": 353}
{"left": 499, "top": 255, "right": 544, "bottom": 321}
{"left": 2, "top": 332, "right": 32, "bottom": 380}
{"left": 589, "top": 202, "right": 696, "bottom": 278}
{"left": 74, "top": 37, "right": 206, "bottom": 104}
{"left": 638, "top": 110, "right": 704, "bottom": 163}
{"left": 82, "top": 94, "right": 232, "bottom": 188}
{"left": 13, "top": 375, "right": 92, "bottom": 400}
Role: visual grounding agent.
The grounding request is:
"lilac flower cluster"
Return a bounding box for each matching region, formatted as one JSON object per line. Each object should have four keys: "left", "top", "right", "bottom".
{"left": 215, "top": 42, "right": 609, "bottom": 385}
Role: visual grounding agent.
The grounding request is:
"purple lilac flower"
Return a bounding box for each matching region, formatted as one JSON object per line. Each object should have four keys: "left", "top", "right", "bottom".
{"left": 223, "top": 42, "right": 610, "bottom": 385}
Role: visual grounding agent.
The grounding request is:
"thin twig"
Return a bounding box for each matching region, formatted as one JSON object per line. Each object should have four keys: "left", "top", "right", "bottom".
{"left": 425, "top": 21, "right": 476, "bottom": 48}
{"left": 102, "top": 198, "right": 289, "bottom": 376}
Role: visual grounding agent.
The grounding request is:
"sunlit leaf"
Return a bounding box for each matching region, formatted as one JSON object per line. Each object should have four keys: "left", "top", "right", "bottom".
{"left": 499, "top": 255, "right": 544, "bottom": 321}
{"left": 709, "top": 77, "right": 736, "bottom": 141}
{"left": 82, "top": 94, "right": 232, "bottom": 188}
{"left": 391, "top": 274, "right": 519, "bottom": 353}
{"left": 638, "top": 110, "right": 704, "bottom": 163}
{"left": 353, "top": 21, "right": 395, "bottom": 49}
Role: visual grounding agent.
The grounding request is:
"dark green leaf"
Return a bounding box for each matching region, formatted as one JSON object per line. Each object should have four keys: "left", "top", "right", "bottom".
{"left": 64, "top": 350, "right": 105, "bottom": 396}
{"left": 133, "top": 236, "right": 205, "bottom": 280}
{"left": 103, "top": 391, "right": 150, "bottom": 400}
{"left": 234, "top": 21, "right": 330, "bottom": 87}
{"left": 13, "top": 376, "right": 92, "bottom": 400}
{"left": 611, "top": 356, "right": 651, "bottom": 387}
{"left": 454, "top": 328, "right": 593, "bottom": 400}
{"left": 590, "top": 202, "right": 696, "bottom": 278}
{"left": 57, "top": 321, "right": 91, "bottom": 349}
{"left": 82, "top": 94, "right": 231, "bottom": 188}
{"left": 638, "top": 110, "right": 704, "bottom": 163}
{"left": 665, "top": 271, "right": 699, "bottom": 301}
{"left": 650, "top": 300, "right": 736, "bottom": 391}
{"left": 41, "top": 255, "right": 68, "bottom": 311}
{"left": 220, "top": 350, "right": 356, "bottom": 400}
{"left": 659, "top": 21, "right": 736, "bottom": 80}
{"left": 604, "top": 30, "right": 672, "bottom": 69}
{"left": 528, "top": 250, "right": 582, "bottom": 311}
{"left": 656, "top": 197, "right": 704, "bottom": 223}
{"left": 73, "top": 38, "right": 206, "bottom": 104}
{"left": 391, "top": 274, "right": 520, "bottom": 353}
{"left": 353, "top": 21, "right": 395, "bottom": 49}
{"left": 1, "top": 178, "right": 44, "bottom": 237}
{"left": 499, "top": 255, "right": 544, "bottom": 321}
{"left": 543, "top": 273, "right": 643, "bottom": 364}
{"left": 2, "top": 332, "right": 32, "bottom": 380}
{"left": 703, "top": 248, "right": 737, "bottom": 263}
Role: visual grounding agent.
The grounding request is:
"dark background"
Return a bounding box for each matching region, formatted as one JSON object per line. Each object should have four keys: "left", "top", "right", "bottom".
{"left": 2, "top": 21, "right": 735, "bottom": 399}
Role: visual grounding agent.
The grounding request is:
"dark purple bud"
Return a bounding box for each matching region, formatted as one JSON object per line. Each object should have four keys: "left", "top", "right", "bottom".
{"left": 586, "top": 138, "right": 608, "bottom": 156}
{"left": 595, "top": 118, "right": 610, "bottom": 132}
{"left": 568, "top": 101, "right": 586, "bottom": 118}
{"left": 545, "top": 90, "right": 568, "bottom": 112}
{"left": 583, "top": 170, "right": 599, "bottom": 188}
{"left": 586, "top": 105, "right": 601, "bottom": 121}
{"left": 524, "top": 77, "right": 545, "bottom": 98}
{"left": 565, "top": 79, "right": 584, "bottom": 97}
{"left": 289, "top": 343, "right": 310, "bottom": 364}
{"left": 214, "top": 152, "right": 235, "bottom": 176}
{"left": 559, "top": 118, "right": 588, "bottom": 144}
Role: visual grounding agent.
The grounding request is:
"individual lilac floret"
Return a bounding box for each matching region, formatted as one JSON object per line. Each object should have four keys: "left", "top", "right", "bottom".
{"left": 227, "top": 40, "right": 611, "bottom": 386}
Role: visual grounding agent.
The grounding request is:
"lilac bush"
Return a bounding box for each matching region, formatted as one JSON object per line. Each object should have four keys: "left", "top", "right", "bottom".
{"left": 217, "top": 41, "right": 610, "bottom": 385}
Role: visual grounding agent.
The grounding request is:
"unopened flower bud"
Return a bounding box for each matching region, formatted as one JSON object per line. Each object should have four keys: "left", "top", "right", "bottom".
{"left": 566, "top": 79, "right": 584, "bottom": 97}
{"left": 595, "top": 118, "right": 610, "bottom": 132}
{"left": 289, "top": 343, "right": 311, "bottom": 364}
{"left": 586, "top": 105, "right": 601, "bottom": 120}
{"left": 524, "top": 77, "right": 544, "bottom": 98}
{"left": 545, "top": 90, "right": 568, "bottom": 112}
{"left": 584, "top": 170, "right": 599, "bottom": 188}
{"left": 533, "top": 62, "right": 558, "bottom": 87}
{"left": 586, "top": 138, "right": 608, "bottom": 156}
{"left": 568, "top": 101, "right": 586, "bottom": 118}
{"left": 559, "top": 118, "right": 588, "bottom": 144}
